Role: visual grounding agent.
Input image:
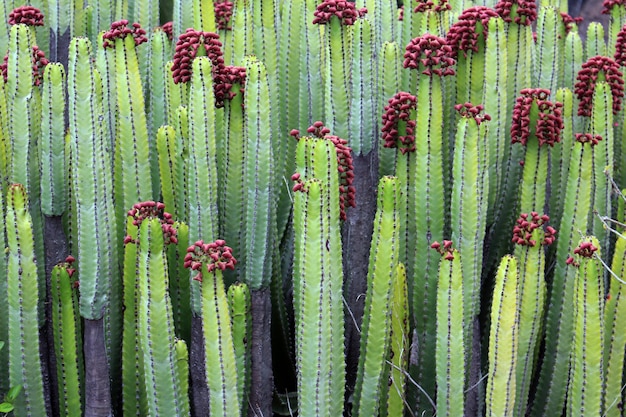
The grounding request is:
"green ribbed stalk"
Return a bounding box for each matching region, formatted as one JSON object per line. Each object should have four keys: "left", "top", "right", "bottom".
{"left": 299, "top": 0, "right": 324, "bottom": 128}
{"left": 435, "top": 247, "right": 465, "bottom": 417}
{"left": 156, "top": 126, "right": 180, "bottom": 220}
{"left": 199, "top": 260, "right": 241, "bottom": 417}
{"left": 549, "top": 88, "right": 574, "bottom": 227}
{"left": 323, "top": 16, "right": 351, "bottom": 142}
{"left": 486, "top": 255, "right": 519, "bottom": 417}
{"left": 174, "top": 105, "right": 189, "bottom": 223}
{"left": 356, "top": 0, "right": 397, "bottom": 47}
{"left": 294, "top": 137, "right": 345, "bottom": 417}
{"left": 567, "top": 236, "right": 604, "bottom": 417}
{"left": 112, "top": 33, "right": 153, "bottom": 232}
{"left": 0, "top": 79, "right": 8, "bottom": 191}
{"left": 172, "top": 0, "right": 194, "bottom": 40}
{"left": 353, "top": 176, "right": 401, "bottom": 417}
{"left": 165, "top": 62, "right": 187, "bottom": 128}
{"left": 349, "top": 18, "right": 376, "bottom": 155}
{"left": 96, "top": 32, "right": 116, "bottom": 150}
{"left": 381, "top": 263, "right": 409, "bottom": 417}
{"left": 167, "top": 221, "right": 190, "bottom": 343}
{"left": 292, "top": 178, "right": 344, "bottom": 417}
{"left": 193, "top": 0, "right": 216, "bottom": 32}
{"left": 228, "top": 0, "right": 253, "bottom": 66}
{"left": 378, "top": 42, "right": 401, "bottom": 177}
{"left": 40, "top": 63, "right": 67, "bottom": 216}
{"left": 455, "top": 21, "right": 488, "bottom": 106}
{"left": 0, "top": 0, "right": 13, "bottom": 56}
{"left": 562, "top": 30, "right": 583, "bottom": 93}
{"left": 531, "top": 135, "right": 594, "bottom": 417}
{"left": 518, "top": 108, "right": 550, "bottom": 214}
{"left": 585, "top": 22, "right": 607, "bottom": 60}
{"left": 187, "top": 57, "right": 219, "bottom": 314}
{"left": 608, "top": 4, "right": 626, "bottom": 58}
{"left": 227, "top": 282, "right": 251, "bottom": 412}
{"left": 173, "top": 339, "right": 190, "bottom": 416}
{"left": 242, "top": 57, "right": 274, "bottom": 289}
{"left": 91, "top": 0, "right": 114, "bottom": 43}
{"left": 51, "top": 263, "right": 83, "bottom": 417}
{"left": 0, "top": 178, "right": 6, "bottom": 396}
{"left": 413, "top": 73, "right": 445, "bottom": 407}
{"left": 513, "top": 228, "right": 548, "bottom": 417}
{"left": 6, "top": 184, "right": 46, "bottom": 417}
{"left": 131, "top": 0, "right": 158, "bottom": 35}
{"left": 603, "top": 232, "right": 626, "bottom": 417}
{"left": 534, "top": 7, "right": 560, "bottom": 93}
{"left": 48, "top": 0, "right": 78, "bottom": 61}
{"left": 136, "top": 217, "right": 188, "bottom": 416}
{"left": 68, "top": 36, "right": 117, "bottom": 320}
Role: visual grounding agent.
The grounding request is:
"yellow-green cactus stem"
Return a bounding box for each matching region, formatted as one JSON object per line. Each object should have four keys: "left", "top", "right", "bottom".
{"left": 549, "top": 88, "right": 574, "bottom": 228}
{"left": 136, "top": 216, "right": 188, "bottom": 416}
{"left": 353, "top": 176, "right": 401, "bottom": 417}
{"left": 534, "top": 7, "right": 560, "bottom": 93}
{"left": 40, "top": 63, "right": 67, "bottom": 216}
{"left": 227, "top": 0, "right": 253, "bottom": 66}
{"left": 184, "top": 239, "right": 241, "bottom": 417}
{"left": 174, "top": 105, "right": 189, "bottom": 223}
{"left": 156, "top": 125, "right": 181, "bottom": 221}
{"left": 0, "top": 183, "right": 7, "bottom": 395}
{"left": 193, "top": 0, "right": 216, "bottom": 33}
{"left": 566, "top": 237, "right": 604, "bottom": 417}
{"left": 562, "top": 30, "right": 583, "bottom": 93}
{"left": 377, "top": 41, "right": 401, "bottom": 177}
{"left": 433, "top": 241, "right": 464, "bottom": 417}
{"left": 95, "top": 32, "right": 116, "bottom": 150}
{"left": 165, "top": 63, "right": 188, "bottom": 129}
{"left": 603, "top": 231, "right": 626, "bottom": 417}
{"left": 486, "top": 255, "right": 519, "bottom": 417}
{"left": 0, "top": 78, "right": 8, "bottom": 191}
{"left": 167, "top": 221, "right": 191, "bottom": 344}
{"left": 6, "top": 184, "right": 46, "bottom": 417}
{"left": 50, "top": 260, "right": 83, "bottom": 417}
{"left": 227, "top": 281, "right": 252, "bottom": 412}
{"left": 174, "top": 339, "right": 190, "bottom": 417}
{"left": 585, "top": 22, "right": 607, "bottom": 60}
{"left": 172, "top": 0, "right": 194, "bottom": 41}
{"left": 298, "top": 0, "right": 324, "bottom": 129}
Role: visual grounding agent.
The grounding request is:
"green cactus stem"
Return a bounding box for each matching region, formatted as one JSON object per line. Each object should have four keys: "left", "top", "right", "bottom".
{"left": 353, "top": 176, "right": 400, "bottom": 417}
{"left": 534, "top": 7, "right": 561, "bottom": 93}
{"left": 377, "top": 41, "right": 401, "bottom": 177}
{"left": 194, "top": 0, "right": 216, "bottom": 33}
{"left": 173, "top": 339, "right": 191, "bottom": 417}
{"left": 50, "top": 259, "right": 83, "bottom": 417}
{"left": 566, "top": 237, "right": 604, "bottom": 417}
{"left": 227, "top": 282, "right": 251, "bottom": 413}
{"left": 586, "top": 22, "right": 607, "bottom": 59}
{"left": 184, "top": 239, "right": 241, "bottom": 417}
{"left": 0, "top": 176, "right": 6, "bottom": 395}
{"left": 298, "top": 0, "right": 324, "bottom": 129}
{"left": 486, "top": 255, "right": 519, "bottom": 417}
{"left": 433, "top": 241, "right": 465, "bottom": 417}
{"left": 167, "top": 221, "right": 191, "bottom": 344}
{"left": 6, "top": 184, "right": 47, "bottom": 417}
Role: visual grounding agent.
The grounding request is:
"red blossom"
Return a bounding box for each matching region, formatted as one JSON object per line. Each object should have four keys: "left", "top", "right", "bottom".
{"left": 398, "top": 5, "right": 404, "bottom": 21}
{"left": 124, "top": 201, "right": 178, "bottom": 245}
{"left": 171, "top": 29, "right": 225, "bottom": 84}
{"left": 455, "top": 102, "right": 491, "bottom": 125}
{"left": 511, "top": 212, "right": 556, "bottom": 247}
{"left": 0, "top": 45, "right": 49, "bottom": 86}
{"left": 560, "top": 12, "right": 583, "bottom": 34}
{"left": 307, "top": 121, "right": 332, "bottom": 138}
{"left": 312, "top": 0, "right": 367, "bottom": 25}
{"left": 102, "top": 20, "right": 148, "bottom": 48}
{"left": 431, "top": 240, "right": 455, "bottom": 260}
{"left": 414, "top": 0, "right": 451, "bottom": 13}
{"left": 604, "top": 0, "right": 626, "bottom": 14}
{"left": 381, "top": 92, "right": 417, "bottom": 153}
{"left": 495, "top": 0, "right": 537, "bottom": 25}
{"left": 614, "top": 24, "right": 626, "bottom": 67}
{"left": 575, "top": 133, "right": 603, "bottom": 145}
{"left": 183, "top": 239, "right": 237, "bottom": 281}
{"left": 403, "top": 34, "right": 456, "bottom": 77}
{"left": 446, "top": 6, "right": 499, "bottom": 58}
{"left": 568, "top": 240, "right": 599, "bottom": 266}
{"left": 161, "top": 21, "right": 173, "bottom": 41}
{"left": 574, "top": 55, "right": 624, "bottom": 117}
{"left": 9, "top": 6, "right": 44, "bottom": 26}
{"left": 215, "top": 0, "right": 234, "bottom": 30}
{"left": 213, "top": 65, "right": 246, "bottom": 108}
{"left": 511, "top": 88, "right": 563, "bottom": 147}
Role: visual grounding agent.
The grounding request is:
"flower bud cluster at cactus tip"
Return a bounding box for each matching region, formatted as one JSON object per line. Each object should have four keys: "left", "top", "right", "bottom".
{"left": 172, "top": 29, "right": 224, "bottom": 84}
{"left": 512, "top": 212, "right": 556, "bottom": 247}
{"left": 398, "top": 6, "right": 404, "bottom": 21}
{"left": 8, "top": 6, "right": 44, "bottom": 26}
{"left": 413, "top": 0, "right": 451, "bottom": 13}
{"left": 511, "top": 88, "right": 564, "bottom": 147}
{"left": 495, "top": 0, "right": 537, "bottom": 26}
{"left": 559, "top": 12, "right": 583, "bottom": 35}
{"left": 1, "top": 45, "right": 49, "bottom": 86}
{"left": 446, "top": 6, "right": 499, "bottom": 58}
{"left": 312, "top": 0, "right": 367, "bottom": 25}
{"left": 614, "top": 24, "right": 626, "bottom": 67}
{"left": 382, "top": 92, "right": 417, "bottom": 153}
{"left": 431, "top": 240, "right": 455, "bottom": 261}
{"left": 213, "top": 65, "right": 246, "bottom": 108}
{"left": 102, "top": 20, "right": 148, "bottom": 48}
{"left": 214, "top": 0, "right": 234, "bottom": 30}
{"left": 123, "top": 201, "right": 178, "bottom": 245}
{"left": 404, "top": 34, "right": 456, "bottom": 77}
{"left": 566, "top": 241, "right": 599, "bottom": 266}
{"left": 455, "top": 102, "right": 491, "bottom": 125}
{"left": 575, "top": 133, "right": 603, "bottom": 145}
{"left": 604, "top": 0, "right": 626, "bottom": 14}
{"left": 184, "top": 239, "right": 236, "bottom": 281}
{"left": 575, "top": 56, "right": 624, "bottom": 117}
{"left": 161, "top": 21, "right": 173, "bottom": 41}
{"left": 291, "top": 172, "right": 306, "bottom": 193}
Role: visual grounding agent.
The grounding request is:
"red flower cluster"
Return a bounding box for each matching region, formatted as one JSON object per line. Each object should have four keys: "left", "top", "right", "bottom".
{"left": 213, "top": 65, "right": 246, "bottom": 108}
{"left": 172, "top": 29, "right": 225, "bottom": 84}
{"left": 431, "top": 240, "right": 455, "bottom": 261}
{"left": 1, "top": 45, "right": 49, "bottom": 86}
{"left": 511, "top": 88, "right": 563, "bottom": 147}
{"left": 560, "top": 12, "right": 582, "bottom": 34}
{"left": 307, "top": 120, "right": 331, "bottom": 138}
{"left": 575, "top": 133, "right": 603, "bottom": 145}
{"left": 184, "top": 239, "right": 236, "bottom": 281}
{"left": 123, "top": 201, "right": 178, "bottom": 245}
{"left": 615, "top": 24, "right": 626, "bottom": 67}
{"left": 398, "top": 5, "right": 404, "bottom": 21}
{"left": 161, "top": 21, "right": 173, "bottom": 41}
{"left": 61, "top": 255, "right": 78, "bottom": 282}
{"left": 512, "top": 212, "right": 556, "bottom": 247}
{"left": 102, "top": 20, "right": 148, "bottom": 49}
{"left": 403, "top": 34, "right": 456, "bottom": 77}
{"left": 495, "top": 0, "right": 536, "bottom": 25}
{"left": 8, "top": 6, "right": 44, "bottom": 26}
{"left": 215, "top": 0, "right": 234, "bottom": 30}
{"left": 312, "top": 0, "right": 367, "bottom": 25}
{"left": 446, "top": 6, "right": 499, "bottom": 58}
{"left": 604, "top": 0, "right": 626, "bottom": 14}
{"left": 455, "top": 102, "right": 491, "bottom": 125}
{"left": 566, "top": 240, "right": 599, "bottom": 266}
{"left": 381, "top": 92, "right": 417, "bottom": 153}
{"left": 291, "top": 172, "right": 306, "bottom": 193}
{"left": 575, "top": 56, "right": 624, "bottom": 117}
{"left": 414, "top": 0, "right": 451, "bottom": 13}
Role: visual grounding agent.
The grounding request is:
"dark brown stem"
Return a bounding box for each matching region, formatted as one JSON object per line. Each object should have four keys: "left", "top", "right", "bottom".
{"left": 83, "top": 318, "right": 112, "bottom": 417}
{"left": 248, "top": 288, "right": 273, "bottom": 417}
{"left": 190, "top": 314, "right": 209, "bottom": 417}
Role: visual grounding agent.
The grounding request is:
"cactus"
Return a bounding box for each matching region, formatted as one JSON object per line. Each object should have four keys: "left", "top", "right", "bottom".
{"left": 227, "top": 282, "right": 251, "bottom": 413}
